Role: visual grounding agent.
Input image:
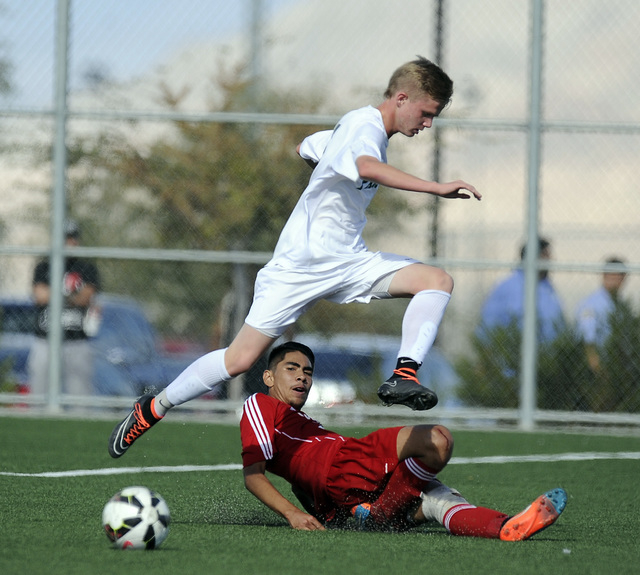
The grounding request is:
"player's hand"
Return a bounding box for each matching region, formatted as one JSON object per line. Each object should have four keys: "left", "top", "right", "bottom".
{"left": 436, "top": 180, "right": 482, "bottom": 201}
{"left": 288, "top": 509, "right": 326, "bottom": 531}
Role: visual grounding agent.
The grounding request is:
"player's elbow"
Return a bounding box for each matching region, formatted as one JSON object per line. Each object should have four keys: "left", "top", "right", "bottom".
{"left": 356, "top": 155, "right": 380, "bottom": 181}
{"left": 243, "top": 478, "right": 254, "bottom": 494}
{"left": 243, "top": 464, "right": 267, "bottom": 493}
{"left": 243, "top": 474, "right": 260, "bottom": 498}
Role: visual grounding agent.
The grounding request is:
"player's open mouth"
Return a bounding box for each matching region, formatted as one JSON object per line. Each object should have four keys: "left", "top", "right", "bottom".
{"left": 292, "top": 386, "right": 308, "bottom": 394}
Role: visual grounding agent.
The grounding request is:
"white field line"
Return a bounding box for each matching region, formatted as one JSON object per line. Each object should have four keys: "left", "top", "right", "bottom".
{"left": 449, "top": 451, "right": 640, "bottom": 464}
{"left": 2, "top": 452, "right": 640, "bottom": 478}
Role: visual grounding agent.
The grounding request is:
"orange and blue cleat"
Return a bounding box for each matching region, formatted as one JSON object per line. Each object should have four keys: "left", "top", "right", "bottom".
{"left": 351, "top": 503, "right": 372, "bottom": 531}
{"left": 499, "top": 488, "right": 567, "bottom": 541}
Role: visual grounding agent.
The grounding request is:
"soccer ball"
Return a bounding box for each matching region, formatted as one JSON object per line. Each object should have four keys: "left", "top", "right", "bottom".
{"left": 102, "top": 486, "right": 171, "bottom": 550}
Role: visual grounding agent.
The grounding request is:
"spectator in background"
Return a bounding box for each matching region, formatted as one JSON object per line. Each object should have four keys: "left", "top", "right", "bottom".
{"left": 478, "top": 237, "right": 565, "bottom": 343}
{"left": 574, "top": 257, "right": 627, "bottom": 372}
{"left": 28, "top": 219, "right": 101, "bottom": 396}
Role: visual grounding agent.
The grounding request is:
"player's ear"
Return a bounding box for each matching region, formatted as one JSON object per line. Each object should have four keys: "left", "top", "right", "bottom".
{"left": 396, "top": 92, "right": 409, "bottom": 106}
{"left": 263, "top": 369, "right": 275, "bottom": 389}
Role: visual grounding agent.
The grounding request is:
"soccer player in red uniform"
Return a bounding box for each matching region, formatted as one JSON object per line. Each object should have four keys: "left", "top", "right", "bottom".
{"left": 240, "top": 341, "right": 567, "bottom": 539}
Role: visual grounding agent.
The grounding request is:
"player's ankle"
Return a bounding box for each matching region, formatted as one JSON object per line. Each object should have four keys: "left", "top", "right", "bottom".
{"left": 395, "top": 357, "right": 420, "bottom": 371}
{"left": 151, "top": 391, "right": 173, "bottom": 418}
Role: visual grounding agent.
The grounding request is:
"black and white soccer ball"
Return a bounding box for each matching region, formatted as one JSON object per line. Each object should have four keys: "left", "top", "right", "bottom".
{"left": 102, "top": 486, "right": 171, "bottom": 550}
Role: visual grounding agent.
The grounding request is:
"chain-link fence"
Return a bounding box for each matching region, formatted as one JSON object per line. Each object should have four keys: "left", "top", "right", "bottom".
{"left": 1, "top": 0, "right": 639, "bottom": 428}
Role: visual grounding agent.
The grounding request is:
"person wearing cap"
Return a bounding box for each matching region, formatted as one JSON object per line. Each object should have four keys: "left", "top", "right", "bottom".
{"left": 28, "top": 219, "right": 101, "bottom": 397}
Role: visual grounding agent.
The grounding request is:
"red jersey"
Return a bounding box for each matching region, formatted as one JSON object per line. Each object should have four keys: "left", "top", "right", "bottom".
{"left": 241, "top": 393, "right": 346, "bottom": 510}
{"left": 241, "top": 393, "right": 405, "bottom": 520}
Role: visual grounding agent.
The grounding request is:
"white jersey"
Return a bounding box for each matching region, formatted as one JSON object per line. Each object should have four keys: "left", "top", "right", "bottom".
{"left": 246, "top": 105, "right": 416, "bottom": 336}
{"left": 271, "top": 105, "right": 388, "bottom": 271}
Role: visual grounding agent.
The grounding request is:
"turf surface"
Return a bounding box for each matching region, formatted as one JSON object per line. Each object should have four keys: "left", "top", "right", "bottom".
{"left": 1, "top": 415, "right": 638, "bottom": 575}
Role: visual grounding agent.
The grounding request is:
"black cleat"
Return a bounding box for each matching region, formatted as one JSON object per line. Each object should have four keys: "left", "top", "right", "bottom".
{"left": 377, "top": 368, "right": 438, "bottom": 411}
{"left": 108, "top": 394, "right": 161, "bottom": 458}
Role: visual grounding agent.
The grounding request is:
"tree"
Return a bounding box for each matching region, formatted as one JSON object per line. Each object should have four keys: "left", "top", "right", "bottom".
{"left": 64, "top": 65, "right": 326, "bottom": 344}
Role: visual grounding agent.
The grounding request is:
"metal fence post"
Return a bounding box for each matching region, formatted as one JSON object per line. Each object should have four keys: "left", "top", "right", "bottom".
{"left": 46, "top": 0, "right": 71, "bottom": 412}
{"left": 519, "top": 0, "right": 545, "bottom": 431}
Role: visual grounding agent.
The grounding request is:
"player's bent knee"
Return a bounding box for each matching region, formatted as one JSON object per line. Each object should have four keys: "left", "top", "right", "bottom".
{"left": 438, "top": 271, "right": 454, "bottom": 294}
{"left": 399, "top": 424, "right": 454, "bottom": 469}
{"left": 431, "top": 425, "right": 454, "bottom": 467}
{"left": 420, "top": 267, "right": 453, "bottom": 294}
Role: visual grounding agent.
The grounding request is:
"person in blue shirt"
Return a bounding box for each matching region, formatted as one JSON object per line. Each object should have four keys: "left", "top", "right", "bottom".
{"left": 574, "top": 258, "right": 627, "bottom": 372}
{"left": 478, "top": 238, "right": 565, "bottom": 344}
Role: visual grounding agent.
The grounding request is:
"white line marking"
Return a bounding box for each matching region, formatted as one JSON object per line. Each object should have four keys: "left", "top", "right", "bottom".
{"left": 1, "top": 452, "right": 639, "bottom": 478}
{"left": 0, "top": 464, "right": 240, "bottom": 478}
{"left": 449, "top": 451, "right": 640, "bottom": 465}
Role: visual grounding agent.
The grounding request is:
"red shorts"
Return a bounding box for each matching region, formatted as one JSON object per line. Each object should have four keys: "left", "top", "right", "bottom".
{"left": 324, "top": 426, "right": 402, "bottom": 508}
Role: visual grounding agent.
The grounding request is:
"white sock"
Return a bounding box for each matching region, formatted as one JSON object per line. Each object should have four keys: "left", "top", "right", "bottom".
{"left": 398, "top": 290, "right": 451, "bottom": 364}
{"left": 421, "top": 482, "right": 472, "bottom": 526}
{"left": 164, "top": 348, "right": 231, "bottom": 406}
{"left": 153, "top": 390, "right": 173, "bottom": 416}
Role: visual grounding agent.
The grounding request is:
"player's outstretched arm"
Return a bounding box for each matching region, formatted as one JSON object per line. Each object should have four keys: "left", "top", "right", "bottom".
{"left": 243, "top": 463, "right": 325, "bottom": 531}
{"left": 356, "top": 155, "right": 482, "bottom": 200}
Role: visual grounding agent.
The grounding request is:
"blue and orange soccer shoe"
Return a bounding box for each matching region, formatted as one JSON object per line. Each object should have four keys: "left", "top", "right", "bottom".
{"left": 499, "top": 487, "right": 568, "bottom": 541}
{"left": 351, "top": 503, "right": 372, "bottom": 531}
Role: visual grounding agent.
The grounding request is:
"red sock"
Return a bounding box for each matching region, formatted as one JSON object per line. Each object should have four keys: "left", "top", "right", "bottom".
{"left": 370, "top": 458, "right": 436, "bottom": 525}
{"left": 444, "top": 504, "right": 509, "bottom": 539}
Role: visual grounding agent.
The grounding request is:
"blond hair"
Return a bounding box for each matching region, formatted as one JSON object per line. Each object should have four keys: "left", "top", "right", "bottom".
{"left": 384, "top": 56, "right": 453, "bottom": 106}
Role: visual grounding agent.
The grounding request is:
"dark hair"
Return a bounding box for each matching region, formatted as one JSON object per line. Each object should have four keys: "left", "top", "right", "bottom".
{"left": 384, "top": 56, "right": 453, "bottom": 106}
{"left": 604, "top": 257, "right": 627, "bottom": 274}
{"left": 520, "top": 237, "right": 550, "bottom": 260}
{"left": 267, "top": 341, "right": 315, "bottom": 371}
{"left": 605, "top": 257, "right": 625, "bottom": 266}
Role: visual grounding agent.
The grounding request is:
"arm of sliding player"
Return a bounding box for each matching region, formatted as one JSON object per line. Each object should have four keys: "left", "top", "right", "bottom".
{"left": 243, "top": 462, "right": 325, "bottom": 531}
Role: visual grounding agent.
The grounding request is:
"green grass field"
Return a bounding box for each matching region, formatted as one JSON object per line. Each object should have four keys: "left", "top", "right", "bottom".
{"left": 1, "top": 414, "right": 639, "bottom": 575}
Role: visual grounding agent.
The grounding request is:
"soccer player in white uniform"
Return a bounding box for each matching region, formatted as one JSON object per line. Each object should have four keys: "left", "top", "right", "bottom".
{"left": 109, "top": 56, "right": 482, "bottom": 458}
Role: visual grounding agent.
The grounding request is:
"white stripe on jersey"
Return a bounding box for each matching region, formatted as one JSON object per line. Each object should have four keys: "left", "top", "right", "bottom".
{"left": 405, "top": 457, "right": 436, "bottom": 482}
{"left": 275, "top": 428, "right": 313, "bottom": 443}
{"left": 274, "top": 429, "right": 342, "bottom": 444}
{"left": 244, "top": 394, "right": 273, "bottom": 460}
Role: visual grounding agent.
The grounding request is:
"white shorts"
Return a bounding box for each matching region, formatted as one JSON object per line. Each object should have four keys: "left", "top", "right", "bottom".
{"left": 245, "top": 251, "right": 418, "bottom": 337}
